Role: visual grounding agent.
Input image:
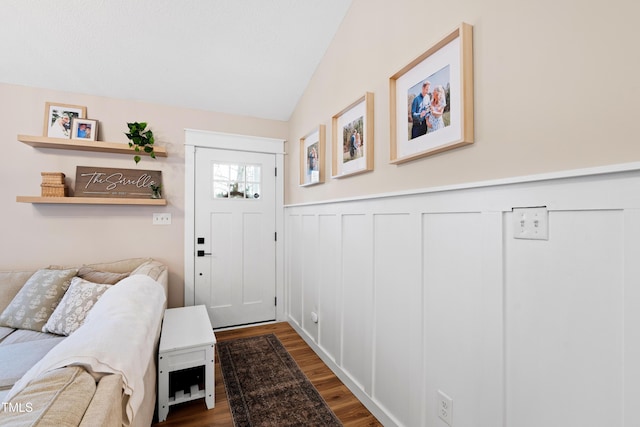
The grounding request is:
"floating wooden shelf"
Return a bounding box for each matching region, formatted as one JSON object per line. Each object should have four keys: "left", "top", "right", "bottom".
{"left": 16, "top": 196, "right": 167, "bottom": 206}
{"left": 17, "top": 135, "right": 168, "bottom": 157}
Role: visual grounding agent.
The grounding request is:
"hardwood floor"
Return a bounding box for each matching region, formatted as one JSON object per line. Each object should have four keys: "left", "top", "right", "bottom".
{"left": 152, "top": 321, "right": 381, "bottom": 427}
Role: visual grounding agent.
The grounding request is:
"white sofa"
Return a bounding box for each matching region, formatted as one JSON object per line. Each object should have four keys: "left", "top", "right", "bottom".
{"left": 0, "top": 258, "right": 168, "bottom": 427}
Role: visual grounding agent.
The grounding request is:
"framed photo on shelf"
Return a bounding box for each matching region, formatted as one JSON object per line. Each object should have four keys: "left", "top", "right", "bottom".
{"left": 299, "top": 125, "right": 326, "bottom": 186}
{"left": 331, "top": 92, "right": 374, "bottom": 178}
{"left": 71, "top": 118, "right": 98, "bottom": 141}
{"left": 389, "top": 22, "right": 474, "bottom": 164}
{"left": 43, "top": 102, "right": 87, "bottom": 139}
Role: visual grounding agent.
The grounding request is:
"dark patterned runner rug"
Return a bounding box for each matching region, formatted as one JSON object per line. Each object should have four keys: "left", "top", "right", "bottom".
{"left": 217, "top": 333, "right": 343, "bottom": 427}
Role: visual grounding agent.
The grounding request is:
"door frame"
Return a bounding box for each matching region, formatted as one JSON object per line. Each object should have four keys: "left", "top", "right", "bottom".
{"left": 184, "top": 129, "right": 285, "bottom": 323}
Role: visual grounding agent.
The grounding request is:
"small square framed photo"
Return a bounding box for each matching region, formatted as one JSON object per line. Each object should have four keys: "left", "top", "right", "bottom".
{"left": 71, "top": 118, "right": 98, "bottom": 141}
{"left": 43, "top": 102, "right": 87, "bottom": 139}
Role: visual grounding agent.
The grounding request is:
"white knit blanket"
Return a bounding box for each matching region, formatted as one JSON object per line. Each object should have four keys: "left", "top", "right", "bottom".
{"left": 5, "top": 274, "right": 166, "bottom": 426}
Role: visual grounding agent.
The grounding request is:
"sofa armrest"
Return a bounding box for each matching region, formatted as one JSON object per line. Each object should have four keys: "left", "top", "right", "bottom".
{"left": 0, "top": 367, "right": 96, "bottom": 426}
{"left": 79, "top": 374, "right": 123, "bottom": 427}
{"left": 130, "top": 260, "right": 168, "bottom": 301}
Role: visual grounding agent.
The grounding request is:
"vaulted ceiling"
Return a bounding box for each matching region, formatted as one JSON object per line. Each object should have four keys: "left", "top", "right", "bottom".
{"left": 0, "top": 0, "right": 352, "bottom": 121}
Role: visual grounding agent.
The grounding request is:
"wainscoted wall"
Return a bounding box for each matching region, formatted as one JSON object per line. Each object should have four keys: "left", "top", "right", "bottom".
{"left": 284, "top": 163, "right": 640, "bottom": 427}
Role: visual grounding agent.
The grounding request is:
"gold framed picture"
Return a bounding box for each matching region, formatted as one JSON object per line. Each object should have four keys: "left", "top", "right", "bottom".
{"left": 299, "top": 125, "right": 326, "bottom": 186}
{"left": 331, "top": 92, "right": 374, "bottom": 178}
{"left": 390, "top": 23, "right": 474, "bottom": 164}
{"left": 43, "top": 102, "right": 87, "bottom": 139}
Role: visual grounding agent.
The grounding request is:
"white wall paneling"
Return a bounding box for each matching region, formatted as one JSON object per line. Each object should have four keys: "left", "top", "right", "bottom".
{"left": 318, "top": 214, "right": 341, "bottom": 364}
{"left": 624, "top": 209, "right": 640, "bottom": 426}
{"left": 285, "top": 163, "right": 640, "bottom": 427}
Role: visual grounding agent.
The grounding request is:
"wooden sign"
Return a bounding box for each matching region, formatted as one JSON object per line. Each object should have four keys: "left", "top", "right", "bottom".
{"left": 74, "top": 166, "right": 162, "bottom": 199}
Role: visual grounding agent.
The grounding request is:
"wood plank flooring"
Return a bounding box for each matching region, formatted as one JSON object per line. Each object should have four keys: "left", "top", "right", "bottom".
{"left": 152, "top": 321, "right": 381, "bottom": 427}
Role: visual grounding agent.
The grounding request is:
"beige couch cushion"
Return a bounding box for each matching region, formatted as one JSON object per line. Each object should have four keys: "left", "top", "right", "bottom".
{"left": 0, "top": 326, "right": 15, "bottom": 344}
{"left": 0, "top": 329, "right": 60, "bottom": 346}
{"left": 77, "top": 266, "right": 129, "bottom": 285}
{"left": 0, "top": 337, "right": 65, "bottom": 390}
{"left": 79, "top": 373, "right": 123, "bottom": 427}
{"left": 0, "top": 366, "right": 96, "bottom": 426}
{"left": 130, "top": 259, "right": 167, "bottom": 282}
{"left": 0, "top": 269, "right": 78, "bottom": 331}
{"left": 0, "top": 270, "right": 35, "bottom": 313}
{"left": 85, "top": 258, "right": 151, "bottom": 274}
{"left": 43, "top": 277, "right": 111, "bottom": 336}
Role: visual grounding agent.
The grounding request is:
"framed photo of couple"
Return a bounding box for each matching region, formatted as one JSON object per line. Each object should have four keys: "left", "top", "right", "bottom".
{"left": 390, "top": 22, "right": 474, "bottom": 164}
{"left": 331, "top": 92, "right": 374, "bottom": 179}
{"left": 299, "top": 125, "right": 326, "bottom": 186}
{"left": 43, "top": 102, "right": 87, "bottom": 139}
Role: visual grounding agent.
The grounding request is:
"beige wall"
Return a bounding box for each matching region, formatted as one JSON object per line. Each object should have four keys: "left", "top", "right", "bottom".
{"left": 0, "top": 83, "right": 287, "bottom": 308}
{"left": 4, "top": 0, "right": 639, "bottom": 307}
{"left": 285, "top": 0, "right": 640, "bottom": 205}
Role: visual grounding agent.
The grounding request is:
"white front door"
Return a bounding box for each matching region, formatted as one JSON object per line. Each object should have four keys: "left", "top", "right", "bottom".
{"left": 194, "top": 147, "right": 276, "bottom": 328}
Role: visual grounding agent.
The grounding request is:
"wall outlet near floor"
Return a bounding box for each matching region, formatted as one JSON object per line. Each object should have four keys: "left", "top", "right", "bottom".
{"left": 437, "top": 390, "right": 453, "bottom": 425}
{"left": 153, "top": 213, "right": 172, "bottom": 225}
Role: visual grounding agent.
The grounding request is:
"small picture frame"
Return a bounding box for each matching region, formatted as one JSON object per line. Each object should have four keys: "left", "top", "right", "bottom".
{"left": 43, "top": 102, "right": 87, "bottom": 139}
{"left": 390, "top": 22, "right": 474, "bottom": 164}
{"left": 71, "top": 118, "right": 98, "bottom": 141}
{"left": 332, "top": 92, "right": 374, "bottom": 178}
{"left": 299, "top": 125, "right": 326, "bottom": 186}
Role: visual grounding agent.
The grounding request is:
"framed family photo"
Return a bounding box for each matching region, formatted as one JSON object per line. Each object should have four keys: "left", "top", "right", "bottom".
{"left": 331, "top": 92, "right": 374, "bottom": 179}
{"left": 43, "top": 102, "right": 87, "bottom": 139}
{"left": 389, "top": 22, "right": 474, "bottom": 164}
{"left": 299, "top": 125, "right": 326, "bottom": 186}
{"left": 71, "top": 118, "right": 98, "bottom": 141}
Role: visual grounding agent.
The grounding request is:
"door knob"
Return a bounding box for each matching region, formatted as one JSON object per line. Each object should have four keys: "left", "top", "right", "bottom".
{"left": 197, "top": 250, "right": 212, "bottom": 257}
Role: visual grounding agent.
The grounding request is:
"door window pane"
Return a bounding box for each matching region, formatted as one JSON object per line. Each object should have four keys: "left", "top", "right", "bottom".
{"left": 213, "top": 182, "right": 228, "bottom": 198}
{"left": 212, "top": 162, "right": 261, "bottom": 199}
{"left": 246, "top": 165, "right": 260, "bottom": 182}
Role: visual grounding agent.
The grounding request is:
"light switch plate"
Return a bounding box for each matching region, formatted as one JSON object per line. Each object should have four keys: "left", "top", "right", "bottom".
{"left": 153, "top": 213, "right": 172, "bottom": 225}
{"left": 513, "top": 207, "right": 548, "bottom": 240}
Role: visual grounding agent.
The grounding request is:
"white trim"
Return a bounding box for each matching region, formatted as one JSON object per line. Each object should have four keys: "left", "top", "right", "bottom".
{"left": 184, "top": 144, "right": 196, "bottom": 306}
{"left": 184, "top": 129, "right": 285, "bottom": 321}
{"left": 184, "top": 128, "right": 286, "bottom": 154}
{"left": 285, "top": 161, "right": 640, "bottom": 208}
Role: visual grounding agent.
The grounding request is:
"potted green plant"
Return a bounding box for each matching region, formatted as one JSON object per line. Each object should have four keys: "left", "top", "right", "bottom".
{"left": 125, "top": 122, "right": 155, "bottom": 164}
{"left": 150, "top": 184, "right": 162, "bottom": 199}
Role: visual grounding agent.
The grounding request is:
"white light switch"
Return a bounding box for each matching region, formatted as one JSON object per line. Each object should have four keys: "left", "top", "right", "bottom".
{"left": 513, "top": 207, "right": 548, "bottom": 240}
{"left": 153, "top": 213, "right": 172, "bottom": 225}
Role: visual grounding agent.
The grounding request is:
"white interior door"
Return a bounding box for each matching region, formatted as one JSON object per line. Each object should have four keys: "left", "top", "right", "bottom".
{"left": 194, "top": 147, "right": 276, "bottom": 328}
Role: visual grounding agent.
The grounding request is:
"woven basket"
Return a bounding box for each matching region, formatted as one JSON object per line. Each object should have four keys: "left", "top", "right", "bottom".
{"left": 41, "top": 172, "right": 65, "bottom": 185}
{"left": 41, "top": 184, "right": 67, "bottom": 197}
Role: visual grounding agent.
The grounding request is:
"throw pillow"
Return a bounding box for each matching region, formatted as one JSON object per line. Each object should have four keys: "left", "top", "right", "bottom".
{"left": 0, "top": 270, "right": 35, "bottom": 313}
{"left": 43, "top": 277, "right": 111, "bottom": 336}
{"left": 0, "top": 268, "right": 78, "bottom": 332}
{"left": 77, "top": 266, "right": 129, "bottom": 285}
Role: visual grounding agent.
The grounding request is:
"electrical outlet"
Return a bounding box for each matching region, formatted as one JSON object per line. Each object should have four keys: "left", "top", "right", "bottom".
{"left": 153, "top": 213, "right": 172, "bottom": 225}
{"left": 513, "top": 207, "right": 548, "bottom": 240}
{"left": 437, "top": 390, "right": 453, "bottom": 426}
